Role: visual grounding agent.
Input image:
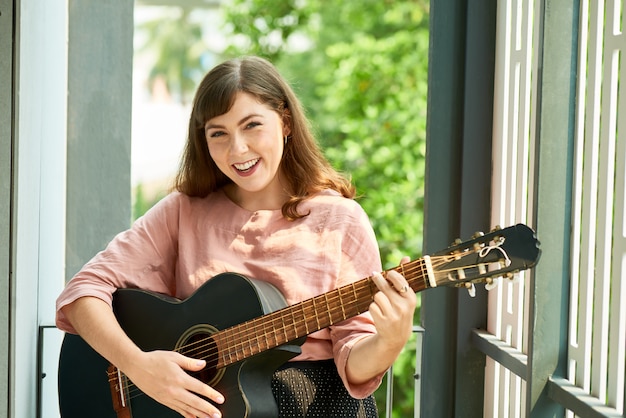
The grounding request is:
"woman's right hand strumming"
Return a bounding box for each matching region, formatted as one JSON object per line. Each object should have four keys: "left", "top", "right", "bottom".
{"left": 62, "top": 296, "right": 225, "bottom": 418}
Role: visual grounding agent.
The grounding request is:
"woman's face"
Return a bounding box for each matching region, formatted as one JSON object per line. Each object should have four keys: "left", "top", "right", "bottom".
{"left": 204, "top": 92, "right": 290, "bottom": 209}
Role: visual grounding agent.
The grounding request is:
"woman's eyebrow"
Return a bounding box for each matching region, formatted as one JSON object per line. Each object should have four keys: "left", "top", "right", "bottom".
{"left": 205, "top": 114, "right": 263, "bottom": 130}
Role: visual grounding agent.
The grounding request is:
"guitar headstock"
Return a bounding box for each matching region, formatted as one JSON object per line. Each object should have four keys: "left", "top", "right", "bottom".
{"left": 427, "top": 224, "right": 541, "bottom": 294}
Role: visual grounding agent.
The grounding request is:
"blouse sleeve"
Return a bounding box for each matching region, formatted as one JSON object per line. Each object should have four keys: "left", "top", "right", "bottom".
{"left": 329, "top": 201, "right": 385, "bottom": 398}
{"left": 55, "top": 193, "right": 182, "bottom": 333}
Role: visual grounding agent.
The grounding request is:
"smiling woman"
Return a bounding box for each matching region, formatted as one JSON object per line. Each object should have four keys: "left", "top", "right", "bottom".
{"left": 55, "top": 56, "right": 417, "bottom": 418}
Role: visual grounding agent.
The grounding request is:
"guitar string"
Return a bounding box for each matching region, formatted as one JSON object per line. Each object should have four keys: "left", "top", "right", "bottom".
{"left": 107, "top": 250, "right": 498, "bottom": 401}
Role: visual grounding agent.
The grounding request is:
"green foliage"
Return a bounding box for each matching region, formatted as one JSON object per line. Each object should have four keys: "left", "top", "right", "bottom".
{"left": 222, "top": 0, "right": 429, "bottom": 413}
{"left": 136, "top": 7, "right": 210, "bottom": 104}
{"left": 132, "top": 183, "right": 167, "bottom": 222}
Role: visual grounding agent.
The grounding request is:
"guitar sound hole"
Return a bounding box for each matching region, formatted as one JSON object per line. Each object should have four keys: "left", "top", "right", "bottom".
{"left": 176, "top": 324, "right": 224, "bottom": 387}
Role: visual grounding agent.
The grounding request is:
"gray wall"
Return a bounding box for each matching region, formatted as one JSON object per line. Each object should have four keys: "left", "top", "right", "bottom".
{"left": 0, "top": 0, "right": 15, "bottom": 416}
{"left": 2, "top": 0, "right": 133, "bottom": 415}
{"left": 65, "top": 0, "right": 134, "bottom": 278}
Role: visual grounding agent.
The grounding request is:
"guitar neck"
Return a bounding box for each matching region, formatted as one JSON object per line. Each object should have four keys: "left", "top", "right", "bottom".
{"left": 212, "top": 258, "right": 430, "bottom": 368}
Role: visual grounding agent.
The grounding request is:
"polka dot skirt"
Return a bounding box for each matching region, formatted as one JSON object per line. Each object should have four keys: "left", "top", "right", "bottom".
{"left": 271, "top": 360, "right": 379, "bottom": 417}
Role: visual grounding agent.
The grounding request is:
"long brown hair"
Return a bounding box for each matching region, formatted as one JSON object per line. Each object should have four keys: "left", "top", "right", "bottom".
{"left": 174, "top": 56, "right": 355, "bottom": 220}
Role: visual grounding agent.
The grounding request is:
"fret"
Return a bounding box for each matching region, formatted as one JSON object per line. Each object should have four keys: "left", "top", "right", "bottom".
{"left": 319, "top": 295, "right": 331, "bottom": 328}
{"left": 271, "top": 314, "right": 280, "bottom": 346}
{"left": 230, "top": 328, "right": 239, "bottom": 363}
{"left": 323, "top": 293, "right": 332, "bottom": 323}
{"left": 257, "top": 320, "right": 268, "bottom": 349}
{"left": 240, "top": 326, "right": 251, "bottom": 359}
{"left": 290, "top": 309, "right": 299, "bottom": 338}
{"left": 263, "top": 327, "right": 274, "bottom": 349}
{"left": 222, "top": 328, "right": 234, "bottom": 366}
{"left": 249, "top": 323, "right": 259, "bottom": 351}
{"left": 272, "top": 318, "right": 279, "bottom": 347}
{"left": 351, "top": 282, "right": 359, "bottom": 312}
{"left": 337, "top": 287, "right": 347, "bottom": 320}
{"left": 354, "top": 278, "right": 376, "bottom": 314}
{"left": 333, "top": 290, "right": 341, "bottom": 319}
{"left": 234, "top": 326, "right": 245, "bottom": 361}
{"left": 224, "top": 328, "right": 233, "bottom": 359}
{"left": 242, "top": 337, "right": 251, "bottom": 359}
{"left": 419, "top": 259, "right": 428, "bottom": 289}
{"left": 312, "top": 298, "right": 321, "bottom": 329}
{"left": 215, "top": 336, "right": 226, "bottom": 368}
{"left": 287, "top": 308, "right": 298, "bottom": 340}
{"left": 281, "top": 312, "right": 288, "bottom": 343}
{"left": 263, "top": 315, "right": 277, "bottom": 347}
{"left": 229, "top": 328, "right": 240, "bottom": 362}
{"left": 253, "top": 327, "right": 263, "bottom": 355}
{"left": 293, "top": 304, "right": 307, "bottom": 336}
{"left": 243, "top": 324, "right": 254, "bottom": 357}
{"left": 301, "top": 303, "right": 309, "bottom": 334}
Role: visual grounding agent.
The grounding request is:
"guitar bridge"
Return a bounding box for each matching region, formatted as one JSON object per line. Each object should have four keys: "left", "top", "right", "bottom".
{"left": 107, "top": 364, "right": 132, "bottom": 418}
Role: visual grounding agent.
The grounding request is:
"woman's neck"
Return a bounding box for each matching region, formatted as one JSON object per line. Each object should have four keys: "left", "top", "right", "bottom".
{"left": 223, "top": 183, "right": 289, "bottom": 212}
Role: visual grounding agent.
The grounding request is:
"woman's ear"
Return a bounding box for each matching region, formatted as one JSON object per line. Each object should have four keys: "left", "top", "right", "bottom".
{"left": 282, "top": 108, "right": 292, "bottom": 137}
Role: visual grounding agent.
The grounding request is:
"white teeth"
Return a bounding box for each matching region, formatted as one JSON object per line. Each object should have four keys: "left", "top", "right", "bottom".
{"left": 234, "top": 158, "right": 259, "bottom": 171}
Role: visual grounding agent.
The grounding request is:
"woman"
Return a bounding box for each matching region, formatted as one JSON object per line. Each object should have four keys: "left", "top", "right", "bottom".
{"left": 56, "top": 56, "right": 416, "bottom": 418}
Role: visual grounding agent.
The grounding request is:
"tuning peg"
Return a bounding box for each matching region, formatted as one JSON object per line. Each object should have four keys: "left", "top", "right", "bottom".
{"left": 471, "top": 231, "right": 485, "bottom": 239}
{"left": 490, "top": 225, "right": 502, "bottom": 232}
{"left": 505, "top": 272, "right": 521, "bottom": 283}
{"left": 451, "top": 238, "right": 462, "bottom": 247}
{"left": 485, "top": 277, "right": 500, "bottom": 290}
{"left": 465, "top": 282, "right": 476, "bottom": 297}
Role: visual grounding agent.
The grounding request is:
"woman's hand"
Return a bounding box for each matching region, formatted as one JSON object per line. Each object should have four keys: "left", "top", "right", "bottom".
{"left": 369, "top": 256, "right": 417, "bottom": 352}
{"left": 123, "top": 350, "right": 225, "bottom": 418}
{"left": 62, "top": 297, "right": 224, "bottom": 418}
{"left": 345, "top": 256, "right": 417, "bottom": 385}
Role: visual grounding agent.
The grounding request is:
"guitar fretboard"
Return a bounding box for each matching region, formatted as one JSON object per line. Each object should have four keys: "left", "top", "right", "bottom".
{"left": 212, "top": 258, "right": 430, "bottom": 368}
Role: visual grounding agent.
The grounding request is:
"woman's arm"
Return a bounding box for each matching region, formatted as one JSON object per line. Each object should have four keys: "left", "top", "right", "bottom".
{"left": 344, "top": 259, "right": 417, "bottom": 385}
{"left": 62, "top": 296, "right": 225, "bottom": 418}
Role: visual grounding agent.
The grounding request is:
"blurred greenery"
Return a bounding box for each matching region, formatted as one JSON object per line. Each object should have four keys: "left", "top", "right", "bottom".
{"left": 134, "top": 1, "right": 429, "bottom": 415}
{"left": 132, "top": 183, "right": 167, "bottom": 221}
{"left": 135, "top": 7, "right": 211, "bottom": 104}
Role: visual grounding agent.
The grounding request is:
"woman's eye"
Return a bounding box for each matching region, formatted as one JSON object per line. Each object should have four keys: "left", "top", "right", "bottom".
{"left": 208, "top": 130, "right": 225, "bottom": 139}
{"left": 246, "top": 121, "right": 260, "bottom": 129}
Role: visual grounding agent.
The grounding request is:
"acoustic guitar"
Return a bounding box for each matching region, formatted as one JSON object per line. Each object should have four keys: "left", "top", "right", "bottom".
{"left": 57, "top": 223, "right": 540, "bottom": 417}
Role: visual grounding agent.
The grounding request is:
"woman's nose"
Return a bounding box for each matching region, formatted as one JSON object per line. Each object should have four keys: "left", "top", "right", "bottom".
{"left": 230, "top": 133, "right": 248, "bottom": 154}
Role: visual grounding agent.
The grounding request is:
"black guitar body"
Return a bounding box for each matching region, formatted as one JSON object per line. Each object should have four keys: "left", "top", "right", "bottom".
{"left": 58, "top": 272, "right": 304, "bottom": 418}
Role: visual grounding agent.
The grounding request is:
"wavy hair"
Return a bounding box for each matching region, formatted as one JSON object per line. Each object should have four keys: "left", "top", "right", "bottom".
{"left": 174, "top": 56, "right": 355, "bottom": 220}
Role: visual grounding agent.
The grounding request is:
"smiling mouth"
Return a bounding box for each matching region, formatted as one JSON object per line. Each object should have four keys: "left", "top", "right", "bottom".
{"left": 233, "top": 158, "right": 260, "bottom": 172}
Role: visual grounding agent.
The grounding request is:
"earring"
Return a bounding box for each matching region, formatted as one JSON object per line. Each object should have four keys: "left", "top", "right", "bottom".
{"left": 284, "top": 135, "right": 289, "bottom": 145}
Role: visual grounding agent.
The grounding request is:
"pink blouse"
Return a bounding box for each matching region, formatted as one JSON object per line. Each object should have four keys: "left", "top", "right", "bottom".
{"left": 56, "top": 189, "right": 384, "bottom": 397}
